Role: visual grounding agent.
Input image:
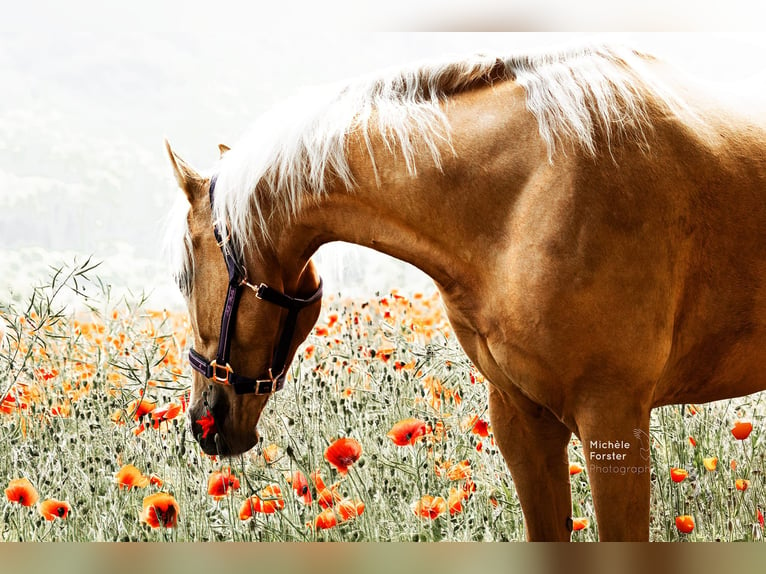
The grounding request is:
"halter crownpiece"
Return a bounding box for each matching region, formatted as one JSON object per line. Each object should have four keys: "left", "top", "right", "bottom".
{"left": 188, "top": 174, "right": 323, "bottom": 395}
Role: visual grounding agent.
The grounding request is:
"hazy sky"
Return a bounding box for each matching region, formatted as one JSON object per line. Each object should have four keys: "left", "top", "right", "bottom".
{"left": 1, "top": 7, "right": 765, "bottom": 304}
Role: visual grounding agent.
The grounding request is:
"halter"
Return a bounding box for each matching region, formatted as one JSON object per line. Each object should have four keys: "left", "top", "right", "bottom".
{"left": 188, "top": 175, "right": 323, "bottom": 395}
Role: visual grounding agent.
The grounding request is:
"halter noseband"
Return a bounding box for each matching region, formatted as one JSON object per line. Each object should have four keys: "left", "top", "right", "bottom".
{"left": 188, "top": 175, "right": 323, "bottom": 395}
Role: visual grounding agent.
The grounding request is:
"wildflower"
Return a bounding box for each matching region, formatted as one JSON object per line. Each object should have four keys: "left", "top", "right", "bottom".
{"left": 39, "top": 499, "right": 71, "bottom": 521}
{"left": 387, "top": 418, "right": 427, "bottom": 446}
{"left": 129, "top": 398, "right": 156, "bottom": 420}
{"left": 446, "top": 460, "right": 472, "bottom": 481}
{"left": 670, "top": 468, "right": 688, "bottom": 483}
{"left": 288, "top": 470, "right": 312, "bottom": 504}
{"left": 569, "top": 463, "right": 584, "bottom": 476}
{"left": 731, "top": 420, "right": 753, "bottom": 440}
{"left": 5, "top": 478, "right": 39, "bottom": 506}
{"left": 239, "top": 485, "right": 285, "bottom": 519}
{"left": 337, "top": 498, "right": 365, "bottom": 521}
{"left": 115, "top": 464, "right": 150, "bottom": 489}
{"left": 140, "top": 492, "right": 179, "bottom": 528}
{"left": 688, "top": 436, "right": 697, "bottom": 448}
{"left": 703, "top": 457, "right": 718, "bottom": 472}
{"left": 675, "top": 515, "right": 695, "bottom": 534}
{"left": 207, "top": 468, "right": 240, "bottom": 499}
{"left": 447, "top": 486, "right": 471, "bottom": 516}
{"left": 472, "top": 419, "right": 490, "bottom": 437}
{"left": 324, "top": 438, "right": 362, "bottom": 474}
{"left": 151, "top": 402, "right": 182, "bottom": 429}
{"left": 735, "top": 478, "right": 750, "bottom": 492}
{"left": 196, "top": 410, "right": 216, "bottom": 439}
{"left": 476, "top": 441, "right": 483, "bottom": 452}
{"left": 262, "top": 444, "right": 280, "bottom": 463}
{"left": 731, "top": 459, "right": 738, "bottom": 471}
{"left": 413, "top": 495, "right": 447, "bottom": 519}
{"left": 758, "top": 508, "right": 764, "bottom": 528}
{"left": 312, "top": 508, "right": 338, "bottom": 530}
{"left": 572, "top": 517, "right": 589, "bottom": 531}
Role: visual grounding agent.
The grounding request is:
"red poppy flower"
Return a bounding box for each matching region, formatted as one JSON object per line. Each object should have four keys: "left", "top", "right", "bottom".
{"left": 129, "top": 398, "right": 156, "bottom": 420}
{"left": 735, "top": 478, "right": 750, "bottom": 492}
{"left": 703, "top": 457, "right": 718, "bottom": 472}
{"left": 758, "top": 508, "right": 764, "bottom": 528}
{"left": 39, "top": 499, "right": 71, "bottom": 521}
{"left": 670, "top": 468, "right": 688, "bottom": 483}
{"left": 207, "top": 468, "right": 240, "bottom": 499}
{"left": 5, "top": 478, "right": 39, "bottom": 507}
{"left": 675, "top": 515, "right": 695, "bottom": 534}
{"left": 387, "top": 418, "right": 427, "bottom": 446}
{"left": 151, "top": 402, "right": 182, "bottom": 428}
{"left": 289, "top": 470, "right": 312, "bottom": 504}
{"left": 569, "top": 463, "right": 584, "bottom": 476}
{"left": 312, "top": 508, "right": 338, "bottom": 530}
{"left": 572, "top": 517, "right": 589, "bottom": 531}
{"left": 413, "top": 495, "right": 447, "bottom": 519}
{"left": 731, "top": 420, "right": 753, "bottom": 440}
{"left": 140, "top": 492, "right": 179, "bottom": 528}
{"left": 472, "top": 419, "right": 490, "bottom": 437}
{"left": 335, "top": 498, "right": 365, "bottom": 522}
{"left": 447, "top": 487, "right": 469, "bottom": 516}
{"left": 239, "top": 485, "right": 285, "bottom": 519}
{"left": 324, "top": 438, "right": 362, "bottom": 474}
{"left": 115, "top": 464, "right": 150, "bottom": 489}
{"left": 688, "top": 436, "right": 697, "bottom": 447}
{"left": 197, "top": 410, "right": 216, "bottom": 439}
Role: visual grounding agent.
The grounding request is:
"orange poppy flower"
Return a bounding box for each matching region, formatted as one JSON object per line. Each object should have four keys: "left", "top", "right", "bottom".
{"left": 151, "top": 402, "right": 182, "bottom": 428}
{"left": 387, "top": 418, "right": 427, "bottom": 446}
{"left": 337, "top": 498, "right": 365, "bottom": 521}
{"left": 447, "top": 487, "right": 470, "bottom": 516}
{"left": 569, "top": 463, "right": 584, "bottom": 476}
{"left": 207, "top": 468, "right": 240, "bottom": 499}
{"left": 312, "top": 508, "right": 338, "bottom": 530}
{"left": 140, "top": 492, "right": 179, "bottom": 528}
{"left": 688, "top": 436, "right": 697, "bottom": 448}
{"left": 675, "top": 515, "right": 695, "bottom": 534}
{"left": 115, "top": 464, "right": 150, "bottom": 489}
{"left": 324, "top": 438, "right": 362, "bottom": 474}
{"left": 197, "top": 410, "right": 216, "bottom": 439}
{"left": 670, "top": 468, "right": 688, "bottom": 483}
{"left": 731, "top": 459, "right": 738, "bottom": 471}
{"left": 446, "top": 460, "right": 472, "bottom": 481}
{"left": 731, "top": 420, "right": 753, "bottom": 440}
{"left": 289, "top": 470, "right": 312, "bottom": 504}
{"left": 472, "top": 419, "right": 490, "bottom": 437}
{"left": 572, "top": 517, "right": 589, "bottom": 531}
{"left": 238, "top": 485, "right": 285, "bottom": 519}
{"left": 735, "top": 478, "right": 750, "bottom": 492}
{"left": 39, "top": 499, "right": 71, "bottom": 521}
{"left": 5, "top": 478, "right": 39, "bottom": 507}
{"left": 149, "top": 475, "right": 164, "bottom": 487}
{"left": 129, "top": 398, "right": 156, "bottom": 420}
{"left": 413, "top": 495, "right": 447, "bottom": 519}
{"left": 703, "top": 457, "right": 718, "bottom": 472}
{"left": 262, "top": 444, "right": 280, "bottom": 463}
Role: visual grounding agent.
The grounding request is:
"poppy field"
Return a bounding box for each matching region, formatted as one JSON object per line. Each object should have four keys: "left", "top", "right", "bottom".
{"left": 1, "top": 259, "right": 765, "bottom": 542}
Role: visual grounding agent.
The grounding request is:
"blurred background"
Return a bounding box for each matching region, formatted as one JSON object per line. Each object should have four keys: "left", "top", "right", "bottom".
{"left": 2, "top": 2, "right": 765, "bottom": 309}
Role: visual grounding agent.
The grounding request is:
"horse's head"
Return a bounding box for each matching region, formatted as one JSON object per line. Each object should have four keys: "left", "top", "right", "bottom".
{"left": 165, "top": 141, "right": 323, "bottom": 456}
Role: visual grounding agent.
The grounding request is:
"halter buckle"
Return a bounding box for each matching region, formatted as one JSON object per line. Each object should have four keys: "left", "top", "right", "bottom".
{"left": 209, "top": 360, "right": 233, "bottom": 385}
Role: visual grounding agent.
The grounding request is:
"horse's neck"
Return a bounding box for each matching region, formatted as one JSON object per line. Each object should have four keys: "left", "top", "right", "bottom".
{"left": 281, "top": 80, "right": 549, "bottom": 296}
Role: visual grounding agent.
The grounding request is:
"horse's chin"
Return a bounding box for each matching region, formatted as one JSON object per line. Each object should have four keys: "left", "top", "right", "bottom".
{"left": 193, "top": 420, "right": 259, "bottom": 457}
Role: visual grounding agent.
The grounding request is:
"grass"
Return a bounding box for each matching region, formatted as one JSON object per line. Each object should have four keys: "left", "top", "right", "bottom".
{"left": 0, "top": 258, "right": 764, "bottom": 541}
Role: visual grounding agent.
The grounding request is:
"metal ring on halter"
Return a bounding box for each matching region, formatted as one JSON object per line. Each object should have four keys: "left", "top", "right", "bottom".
{"left": 209, "top": 360, "right": 233, "bottom": 384}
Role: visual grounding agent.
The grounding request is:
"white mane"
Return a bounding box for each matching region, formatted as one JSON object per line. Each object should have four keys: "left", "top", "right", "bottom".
{"left": 168, "top": 43, "right": 684, "bottom": 287}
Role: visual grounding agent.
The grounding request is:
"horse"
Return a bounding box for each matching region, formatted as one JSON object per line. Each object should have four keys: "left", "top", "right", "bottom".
{"left": 164, "top": 43, "right": 766, "bottom": 541}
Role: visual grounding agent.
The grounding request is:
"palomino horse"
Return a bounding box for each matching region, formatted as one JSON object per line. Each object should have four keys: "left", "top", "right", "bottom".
{"left": 165, "top": 44, "right": 766, "bottom": 541}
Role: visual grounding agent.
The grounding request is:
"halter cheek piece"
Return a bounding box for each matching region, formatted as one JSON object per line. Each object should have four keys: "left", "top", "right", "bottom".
{"left": 188, "top": 175, "right": 323, "bottom": 395}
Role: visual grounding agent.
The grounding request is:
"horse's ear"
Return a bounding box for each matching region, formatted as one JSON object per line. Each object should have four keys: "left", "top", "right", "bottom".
{"left": 218, "top": 144, "right": 231, "bottom": 158}
{"left": 165, "top": 138, "right": 203, "bottom": 204}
